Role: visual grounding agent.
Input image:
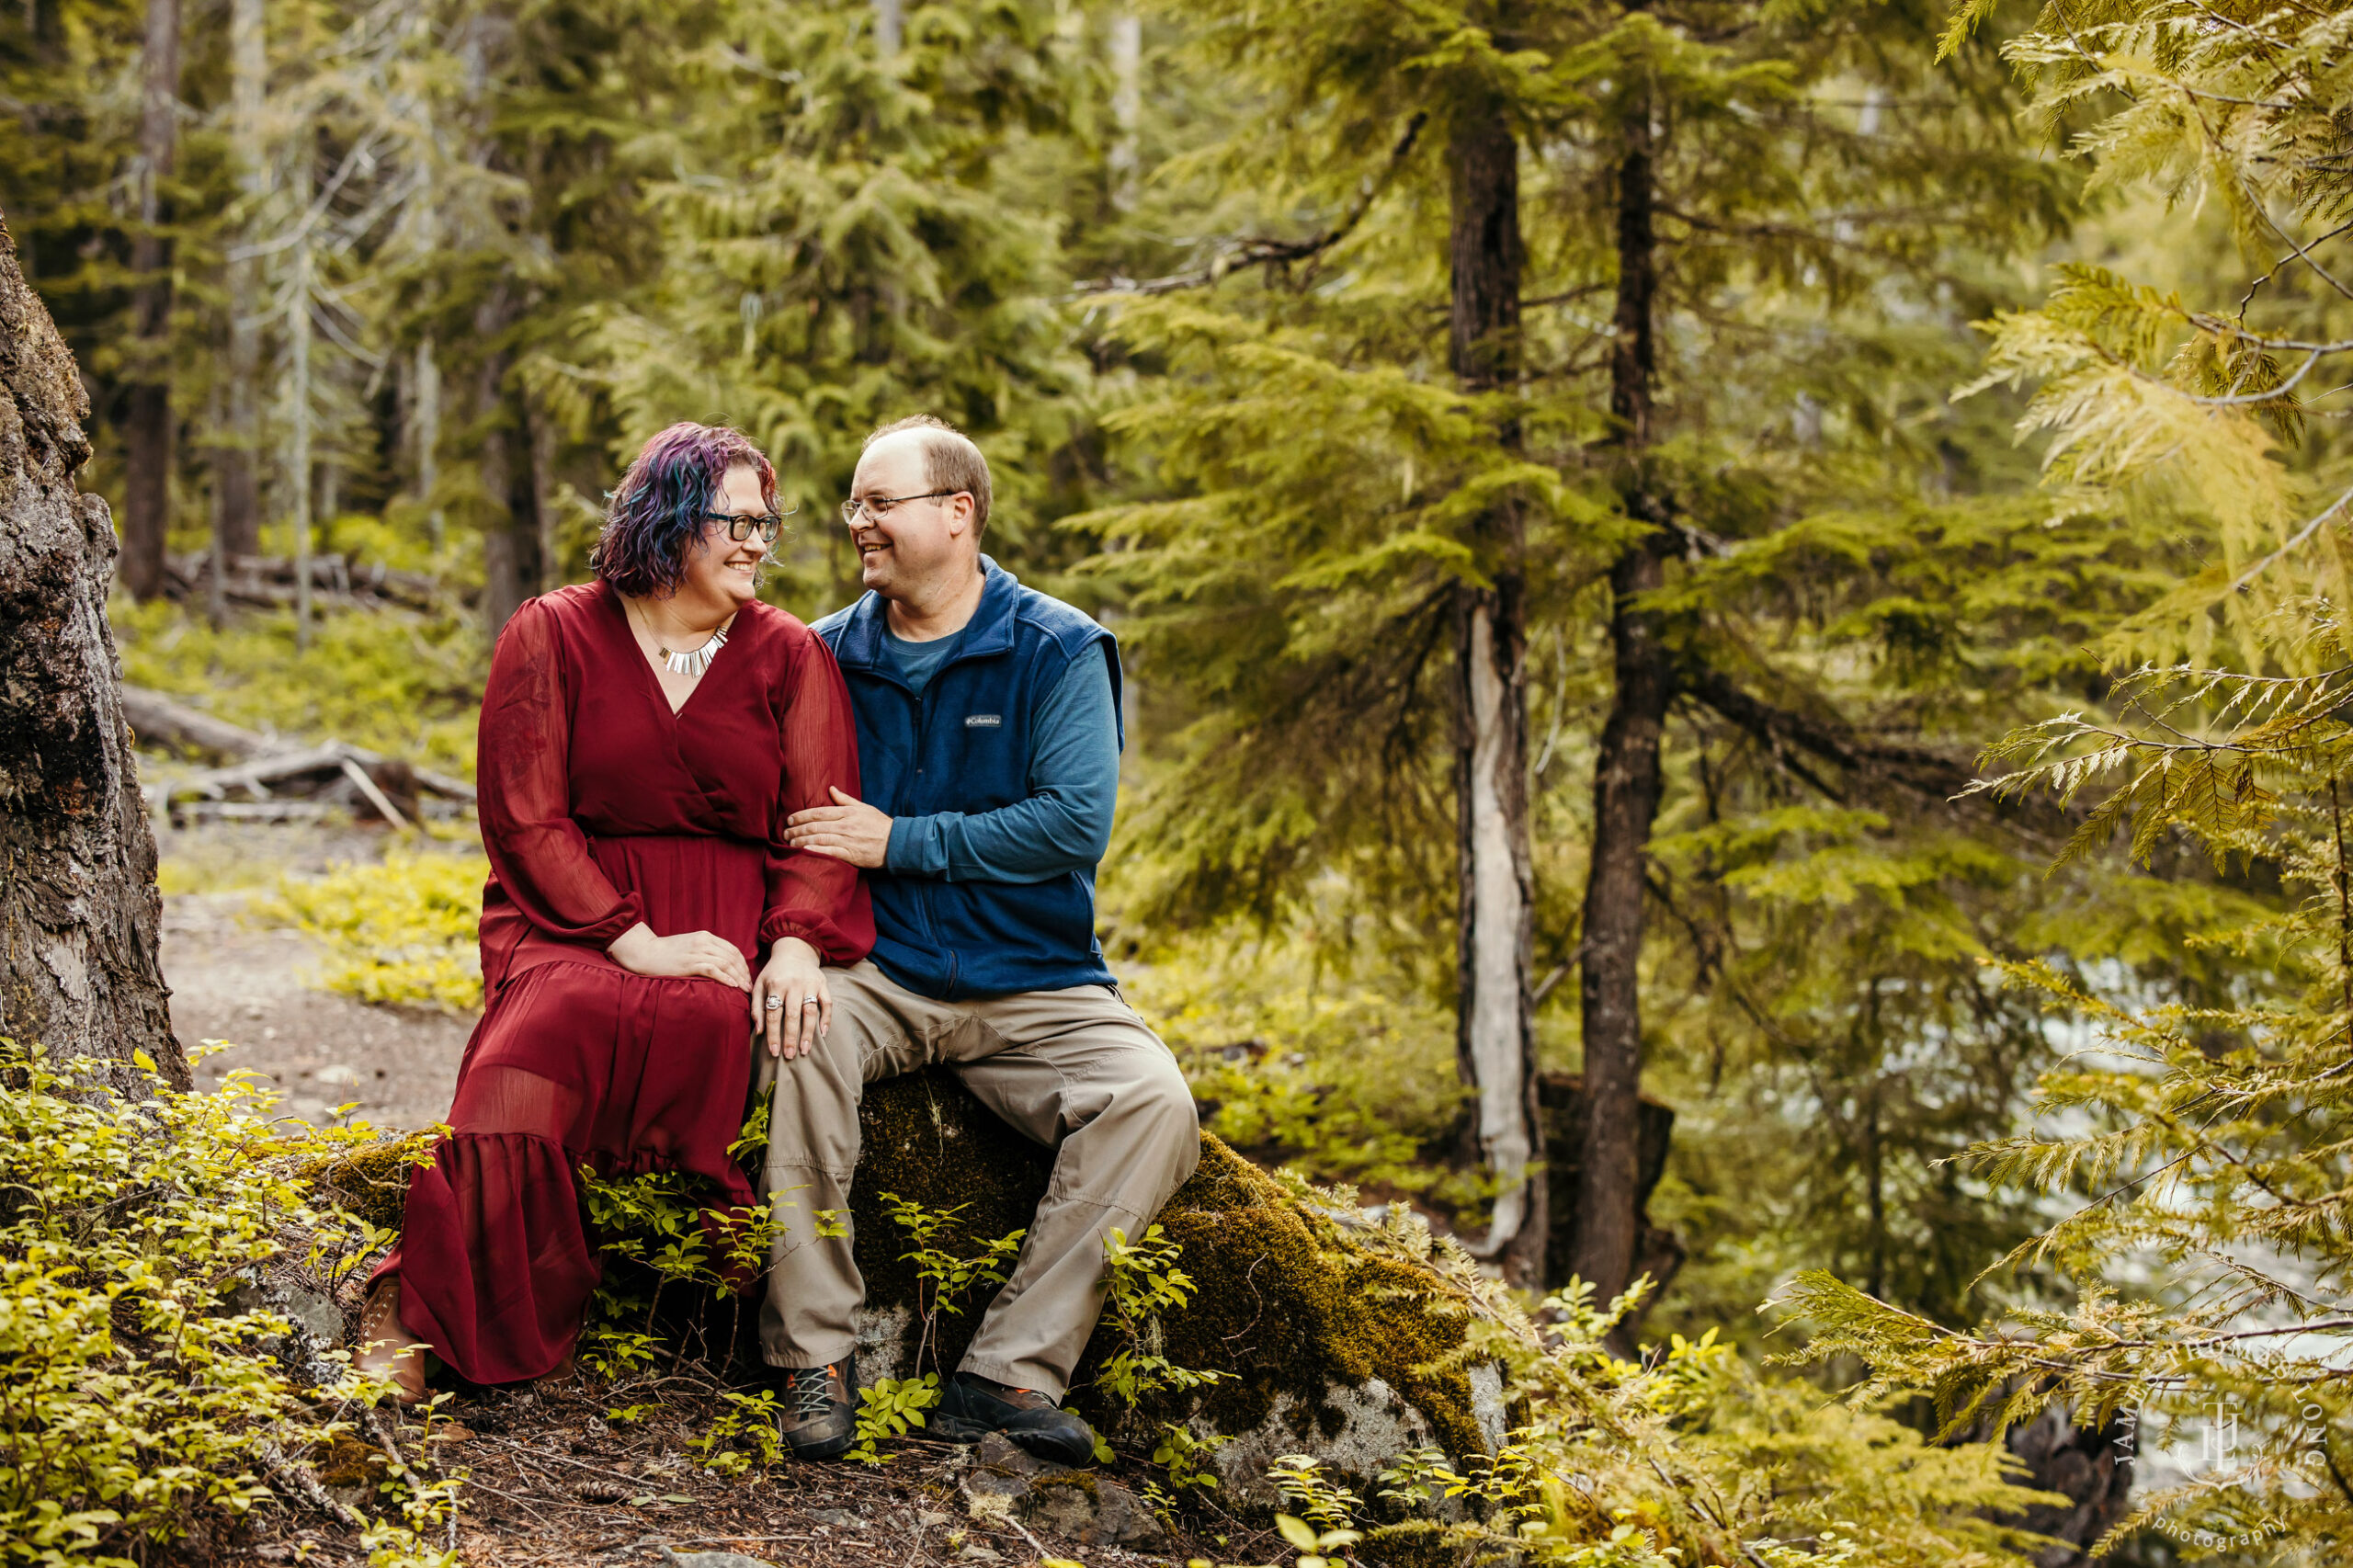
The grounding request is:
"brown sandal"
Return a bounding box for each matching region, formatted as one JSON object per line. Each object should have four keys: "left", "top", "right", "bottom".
{"left": 353, "top": 1278, "right": 431, "bottom": 1406}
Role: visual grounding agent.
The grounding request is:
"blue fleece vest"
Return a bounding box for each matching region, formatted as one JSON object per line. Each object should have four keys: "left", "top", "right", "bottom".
{"left": 813, "top": 558, "right": 1123, "bottom": 1000}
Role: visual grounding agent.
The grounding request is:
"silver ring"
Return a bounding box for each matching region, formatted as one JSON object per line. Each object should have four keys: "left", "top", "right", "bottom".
{"left": 801, "top": 996, "right": 823, "bottom": 1009}
{"left": 763, "top": 995, "right": 784, "bottom": 1010}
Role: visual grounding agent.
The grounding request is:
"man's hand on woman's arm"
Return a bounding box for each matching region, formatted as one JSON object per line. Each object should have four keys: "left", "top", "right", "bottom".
{"left": 785, "top": 787, "right": 893, "bottom": 869}
{"left": 607, "top": 923, "right": 752, "bottom": 990}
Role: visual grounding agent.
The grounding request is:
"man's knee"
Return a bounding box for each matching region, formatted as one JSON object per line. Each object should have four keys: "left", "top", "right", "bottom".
{"left": 1121, "top": 1049, "right": 1201, "bottom": 1179}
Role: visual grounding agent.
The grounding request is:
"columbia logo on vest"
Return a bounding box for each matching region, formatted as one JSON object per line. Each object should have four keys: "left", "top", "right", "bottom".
{"left": 964, "top": 714, "right": 1003, "bottom": 728}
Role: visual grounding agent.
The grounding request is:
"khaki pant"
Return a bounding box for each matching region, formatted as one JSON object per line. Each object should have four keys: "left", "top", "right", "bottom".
{"left": 755, "top": 960, "right": 1199, "bottom": 1398}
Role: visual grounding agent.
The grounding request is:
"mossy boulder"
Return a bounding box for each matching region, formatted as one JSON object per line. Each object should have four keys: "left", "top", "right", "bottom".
{"left": 849, "top": 1068, "right": 1505, "bottom": 1503}
{"left": 312, "top": 1068, "right": 1505, "bottom": 1502}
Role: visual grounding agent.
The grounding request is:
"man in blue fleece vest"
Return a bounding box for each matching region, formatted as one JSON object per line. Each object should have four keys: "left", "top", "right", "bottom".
{"left": 755, "top": 415, "right": 1199, "bottom": 1463}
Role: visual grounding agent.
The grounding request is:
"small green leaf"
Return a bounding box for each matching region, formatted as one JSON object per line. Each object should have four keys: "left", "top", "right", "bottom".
{"left": 1276, "top": 1514, "right": 1318, "bottom": 1550}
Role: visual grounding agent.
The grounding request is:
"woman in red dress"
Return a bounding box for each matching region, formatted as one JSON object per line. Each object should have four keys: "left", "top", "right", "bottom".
{"left": 356, "top": 422, "right": 872, "bottom": 1399}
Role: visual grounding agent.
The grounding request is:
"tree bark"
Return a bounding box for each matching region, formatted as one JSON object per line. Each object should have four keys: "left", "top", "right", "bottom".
{"left": 475, "top": 320, "right": 540, "bottom": 637}
{"left": 119, "top": 0, "right": 180, "bottom": 601}
{"left": 1446, "top": 97, "right": 1546, "bottom": 1287}
{"left": 217, "top": 0, "right": 266, "bottom": 572}
{"left": 1572, "top": 83, "right": 1675, "bottom": 1306}
{"left": 0, "top": 207, "right": 182, "bottom": 1089}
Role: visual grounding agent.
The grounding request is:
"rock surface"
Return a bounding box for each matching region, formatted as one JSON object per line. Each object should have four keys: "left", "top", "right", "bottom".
{"left": 958, "top": 1433, "right": 1168, "bottom": 1551}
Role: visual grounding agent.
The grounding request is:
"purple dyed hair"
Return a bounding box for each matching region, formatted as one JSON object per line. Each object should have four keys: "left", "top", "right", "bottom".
{"left": 590, "top": 422, "right": 779, "bottom": 598}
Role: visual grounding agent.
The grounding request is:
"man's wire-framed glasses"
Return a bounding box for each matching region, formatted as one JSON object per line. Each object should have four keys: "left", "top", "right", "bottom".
{"left": 840, "top": 490, "right": 959, "bottom": 525}
{"left": 701, "top": 508, "right": 793, "bottom": 545}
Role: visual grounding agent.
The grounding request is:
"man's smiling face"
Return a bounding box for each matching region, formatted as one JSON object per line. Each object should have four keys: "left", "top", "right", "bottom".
{"left": 847, "top": 430, "right": 962, "bottom": 597}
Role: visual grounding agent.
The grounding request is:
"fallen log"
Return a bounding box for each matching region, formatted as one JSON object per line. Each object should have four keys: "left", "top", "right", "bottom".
{"left": 124, "top": 684, "right": 475, "bottom": 827}
{"left": 162, "top": 550, "right": 451, "bottom": 613}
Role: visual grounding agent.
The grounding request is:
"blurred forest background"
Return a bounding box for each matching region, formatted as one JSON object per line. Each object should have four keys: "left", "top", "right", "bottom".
{"left": 6, "top": 0, "right": 2344, "bottom": 1406}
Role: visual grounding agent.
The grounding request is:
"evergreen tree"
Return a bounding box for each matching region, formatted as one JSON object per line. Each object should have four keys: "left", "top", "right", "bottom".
{"left": 1079, "top": 0, "right": 2075, "bottom": 1294}
{"left": 1793, "top": 0, "right": 2353, "bottom": 1550}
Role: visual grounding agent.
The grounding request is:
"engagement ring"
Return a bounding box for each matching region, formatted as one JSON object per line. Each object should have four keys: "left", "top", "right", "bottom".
{"left": 764, "top": 995, "right": 784, "bottom": 1010}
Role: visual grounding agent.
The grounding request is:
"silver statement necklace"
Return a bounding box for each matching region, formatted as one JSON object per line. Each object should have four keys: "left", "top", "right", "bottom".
{"left": 631, "top": 599, "right": 731, "bottom": 679}
{"left": 657, "top": 623, "right": 728, "bottom": 678}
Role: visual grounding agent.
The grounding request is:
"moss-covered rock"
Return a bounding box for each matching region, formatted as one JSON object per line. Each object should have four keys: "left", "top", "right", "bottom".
{"left": 850, "top": 1070, "right": 1503, "bottom": 1503}
{"left": 312, "top": 1068, "right": 1503, "bottom": 1501}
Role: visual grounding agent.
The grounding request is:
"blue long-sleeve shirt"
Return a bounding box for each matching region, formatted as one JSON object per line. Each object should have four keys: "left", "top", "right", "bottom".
{"left": 880, "top": 629, "right": 1120, "bottom": 884}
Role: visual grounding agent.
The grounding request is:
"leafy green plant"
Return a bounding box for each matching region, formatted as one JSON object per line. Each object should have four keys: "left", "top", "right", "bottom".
{"left": 0, "top": 1041, "right": 460, "bottom": 1567}
{"left": 112, "top": 598, "right": 483, "bottom": 778}
{"left": 848, "top": 1374, "right": 943, "bottom": 1468}
{"left": 878, "top": 1191, "right": 1026, "bottom": 1376}
{"left": 1151, "top": 1424, "right": 1227, "bottom": 1494}
{"left": 690, "top": 1389, "right": 785, "bottom": 1476}
{"left": 1272, "top": 1510, "right": 1363, "bottom": 1568}
{"left": 1095, "top": 1223, "right": 1231, "bottom": 1409}
{"left": 265, "top": 847, "right": 490, "bottom": 1011}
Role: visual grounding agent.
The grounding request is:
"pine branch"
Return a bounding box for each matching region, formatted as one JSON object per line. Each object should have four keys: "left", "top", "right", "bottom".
{"left": 1684, "top": 665, "right": 1979, "bottom": 804}
{"left": 1072, "top": 113, "right": 1427, "bottom": 297}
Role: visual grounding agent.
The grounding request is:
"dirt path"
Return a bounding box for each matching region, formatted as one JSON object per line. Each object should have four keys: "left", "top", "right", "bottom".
{"left": 158, "top": 822, "right": 472, "bottom": 1130}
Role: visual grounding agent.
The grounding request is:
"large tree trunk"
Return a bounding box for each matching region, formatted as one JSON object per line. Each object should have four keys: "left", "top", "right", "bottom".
{"left": 476, "top": 346, "right": 541, "bottom": 638}
{"left": 119, "top": 0, "right": 181, "bottom": 601}
{"left": 1572, "top": 85, "right": 1674, "bottom": 1307}
{"left": 0, "top": 208, "right": 182, "bottom": 1090}
{"left": 215, "top": 0, "right": 266, "bottom": 577}
{"left": 1446, "top": 98, "right": 1545, "bottom": 1287}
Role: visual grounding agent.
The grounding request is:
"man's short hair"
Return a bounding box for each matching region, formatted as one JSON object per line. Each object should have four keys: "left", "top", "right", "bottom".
{"left": 864, "top": 415, "right": 992, "bottom": 536}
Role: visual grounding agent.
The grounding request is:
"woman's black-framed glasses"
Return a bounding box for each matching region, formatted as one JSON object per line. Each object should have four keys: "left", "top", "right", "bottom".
{"left": 840, "top": 490, "right": 957, "bottom": 525}
{"left": 701, "top": 507, "right": 794, "bottom": 545}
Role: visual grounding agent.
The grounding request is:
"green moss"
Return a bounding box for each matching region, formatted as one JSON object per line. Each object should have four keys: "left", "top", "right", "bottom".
{"left": 313, "top": 1436, "right": 391, "bottom": 1489}
{"left": 299, "top": 1132, "right": 434, "bottom": 1232}
{"left": 1026, "top": 1471, "right": 1100, "bottom": 1500}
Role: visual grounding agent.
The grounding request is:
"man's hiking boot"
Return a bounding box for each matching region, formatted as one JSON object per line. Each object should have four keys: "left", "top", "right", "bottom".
{"left": 935, "top": 1370, "right": 1097, "bottom": 1466}
{"left": 775, "top": 1356, "right": 858, "bottom": 1460}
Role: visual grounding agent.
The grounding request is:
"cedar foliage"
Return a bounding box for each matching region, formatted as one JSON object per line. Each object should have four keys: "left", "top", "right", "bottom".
{"left": 1782, "top": 0, "right": 2353, "bottom": 1553}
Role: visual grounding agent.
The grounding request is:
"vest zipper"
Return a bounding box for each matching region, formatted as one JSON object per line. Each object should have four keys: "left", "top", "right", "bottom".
{"left": 907, "top": 680, "right": 952, "bottom": 989}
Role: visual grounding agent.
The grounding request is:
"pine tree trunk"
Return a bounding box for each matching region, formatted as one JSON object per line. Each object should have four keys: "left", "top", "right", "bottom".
{"left": 119, "top": 0, "right": 180, "bottom": 601}
{"left": 1572, "top": 86, "right": 1673, "bottom": 1306}
{"left": 1446, "top": 98, "right": 1546, "bottom": 1287}
{"left": 475, "top": 321, "right": 541, "bottom": 637}
{"left": 216, "top": 0, "right": 266, "bottom": 572}
{"left": 0, "top": 207, "right": 182, "bottom": 1090}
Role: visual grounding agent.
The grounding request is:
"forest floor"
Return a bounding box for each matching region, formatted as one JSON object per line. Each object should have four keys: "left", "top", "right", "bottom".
{"left": 154, "top": 821, "right": 1239, "bottom": 1568}
{"left": 161, "top": 818, "right": 471, "bottom": 1126}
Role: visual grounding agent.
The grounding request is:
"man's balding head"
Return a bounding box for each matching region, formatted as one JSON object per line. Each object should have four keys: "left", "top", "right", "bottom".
{"left": 863, "top": 415, "right": 992, "bottom": 537}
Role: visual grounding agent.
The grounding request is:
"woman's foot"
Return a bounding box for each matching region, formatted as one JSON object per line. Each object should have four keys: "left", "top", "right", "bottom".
{"left": 534, "top": 1346, "right": 578, "bottom": 1393}
{"left": 353, "top": 1279, "right": 431, "bottom": 1405}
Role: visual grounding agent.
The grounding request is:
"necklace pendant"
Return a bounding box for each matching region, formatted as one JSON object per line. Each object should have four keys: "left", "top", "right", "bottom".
{"left": 659, "top": 624, "right": 727, "bottom": 678}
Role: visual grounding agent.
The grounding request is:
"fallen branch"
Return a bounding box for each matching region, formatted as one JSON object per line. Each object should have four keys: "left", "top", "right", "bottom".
{"left": 164, "top": 550, "right": 450, "bottom": 612}
{"left": 125, "top": 683, "right": 474, "bottom": 826}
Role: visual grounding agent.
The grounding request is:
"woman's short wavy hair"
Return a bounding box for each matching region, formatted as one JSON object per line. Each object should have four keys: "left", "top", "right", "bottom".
{"left": 590, "top": 422, "right": 777, "bottom": 598}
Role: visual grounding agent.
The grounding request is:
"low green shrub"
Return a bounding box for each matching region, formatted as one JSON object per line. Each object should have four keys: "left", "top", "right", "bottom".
{"left": 0, "top": 1041, "right": 460, "bottom": 1567}
{"left": 265, "top": 847, "right": 490, "bottom": 1012}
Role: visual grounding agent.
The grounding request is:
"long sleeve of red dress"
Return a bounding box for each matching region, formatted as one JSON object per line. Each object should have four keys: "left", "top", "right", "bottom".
{"left": 761, "top": 633, "right": 871, "bottom": 963}
{"left": 476, "top": 599, "right": 644, "bottom": 947}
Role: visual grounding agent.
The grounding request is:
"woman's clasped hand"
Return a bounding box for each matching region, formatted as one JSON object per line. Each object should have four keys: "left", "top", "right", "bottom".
{"left": 605, "top": 921, "right": 752, "bottom": 988}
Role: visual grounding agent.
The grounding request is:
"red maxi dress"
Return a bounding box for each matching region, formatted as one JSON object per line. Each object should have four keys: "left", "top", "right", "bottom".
{"left": 382, "top": 580, "right": 873, "bottom": 1385}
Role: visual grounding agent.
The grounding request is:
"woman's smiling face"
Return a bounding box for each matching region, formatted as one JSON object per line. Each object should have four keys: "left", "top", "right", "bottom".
{"left": 677, "top": 462, "right": 771, "bottom": 611}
